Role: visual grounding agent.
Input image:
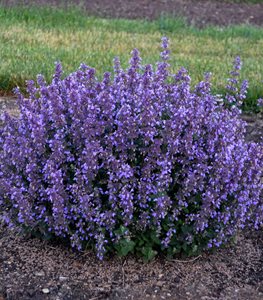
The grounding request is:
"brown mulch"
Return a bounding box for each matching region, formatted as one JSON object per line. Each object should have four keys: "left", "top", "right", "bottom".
{"left": 0, "top": 96, "right": 263, "bottom": 300}
{"left": 1, "top": 0, "right": 263, "bottom": 27}
{"left": 0, "top": 226, "right": 263, "bottom": 300}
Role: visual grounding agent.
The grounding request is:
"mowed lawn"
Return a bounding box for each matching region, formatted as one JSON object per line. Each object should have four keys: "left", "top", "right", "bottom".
{"left": 0, "top": 6, "right": 262, "bottom": 110}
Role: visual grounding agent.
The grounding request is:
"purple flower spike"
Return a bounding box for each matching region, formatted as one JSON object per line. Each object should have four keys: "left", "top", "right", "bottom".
{"left": 1, "top": 38, "right": 262, "bottom": 260}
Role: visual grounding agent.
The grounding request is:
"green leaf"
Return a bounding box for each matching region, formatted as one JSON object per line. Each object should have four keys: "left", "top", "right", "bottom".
{"left": 181, "top": 224, "right": 192, "bottom": 234}
{"left": 115, "top": 238, "right": 135, "bottom": 256}
{"left": 150, "top": 231, "right": 161, "bottom": 245}
{"left": 182, "top": 242, "right": 189, "bottom": 252}
{"left": 141, "top": 246, "right": 157, "bottom": 261}
{"left": 114, "top": 225, "right": 128, "bottom": 236}
{"left": 192, "top": 244, "right": 198, "bottom": 254}
{"left": 137, "top": 237, "right": 145, "bottom": 247}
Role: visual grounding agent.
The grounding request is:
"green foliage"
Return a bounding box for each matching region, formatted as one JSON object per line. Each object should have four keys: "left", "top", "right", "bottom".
{"left": 111, "top": 222, "right": 210, "bottom": 261}
{"left": 114, "top": 238, "right": 136, "bottom": 256}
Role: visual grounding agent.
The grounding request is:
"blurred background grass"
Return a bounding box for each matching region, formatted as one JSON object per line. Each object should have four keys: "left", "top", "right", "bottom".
{"left": 0, "top": 6, "right": 262, "bottom": 110}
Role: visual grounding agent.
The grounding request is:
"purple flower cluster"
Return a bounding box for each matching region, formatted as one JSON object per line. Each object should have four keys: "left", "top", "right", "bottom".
{"left": 0, "top": 38, "right": 262, "bottom": 259}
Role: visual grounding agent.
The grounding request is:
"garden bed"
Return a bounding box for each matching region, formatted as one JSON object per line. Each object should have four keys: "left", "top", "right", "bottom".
{"left": 0, "top": 222, "right": 263, "bottom": 299}
{"left": 0, "top": 96, "right": 262, "bottom": 300}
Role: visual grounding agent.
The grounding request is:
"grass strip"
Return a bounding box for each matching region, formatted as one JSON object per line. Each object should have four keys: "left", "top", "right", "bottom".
{"left": 0, "top": 6, "right": 262, "bottom": 110}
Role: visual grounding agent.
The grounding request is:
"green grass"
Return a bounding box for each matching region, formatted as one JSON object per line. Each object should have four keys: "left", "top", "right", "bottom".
{"left": 0, "top": 6, "right": 262, "bottom": 110}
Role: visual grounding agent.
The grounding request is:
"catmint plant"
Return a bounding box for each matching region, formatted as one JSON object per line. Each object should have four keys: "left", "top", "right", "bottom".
{"left": 0, "top": 38, "right": 262, "bottom": 260}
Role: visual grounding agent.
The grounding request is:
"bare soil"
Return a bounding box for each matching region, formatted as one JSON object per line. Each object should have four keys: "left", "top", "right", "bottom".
{"left": 0, "top": 96, "right": 263, "bottom": 300}
{"left": 1, "top": 0, "right": 263, "bottom": 27}
{"left": 0, "top": 227, "right": 263, "bottom": 300}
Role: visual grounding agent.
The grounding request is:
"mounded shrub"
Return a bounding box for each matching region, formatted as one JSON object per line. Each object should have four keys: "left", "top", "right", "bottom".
{"left": 0, "top": 38, "right": 262, "bottom": 260}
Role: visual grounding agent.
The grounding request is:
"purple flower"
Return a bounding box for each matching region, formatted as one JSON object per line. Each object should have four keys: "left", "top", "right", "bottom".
{"left": 257, "top": 98, "right": 263, "bottom": 107}
{"left": 0, "top": 37, "right": 262, "bottom": 260}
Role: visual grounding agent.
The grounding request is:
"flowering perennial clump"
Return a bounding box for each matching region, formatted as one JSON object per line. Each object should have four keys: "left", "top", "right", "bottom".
{"left": 0, "top": 38, "right": 262, "bottom": 260}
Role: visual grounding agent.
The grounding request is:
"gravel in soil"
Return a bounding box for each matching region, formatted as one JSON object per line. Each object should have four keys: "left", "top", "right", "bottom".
{"left": 1, "top": 0, "right": 263, "bottom": 27}
{"left": 0, "top": 97, "right": 263, "bottom": 300}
